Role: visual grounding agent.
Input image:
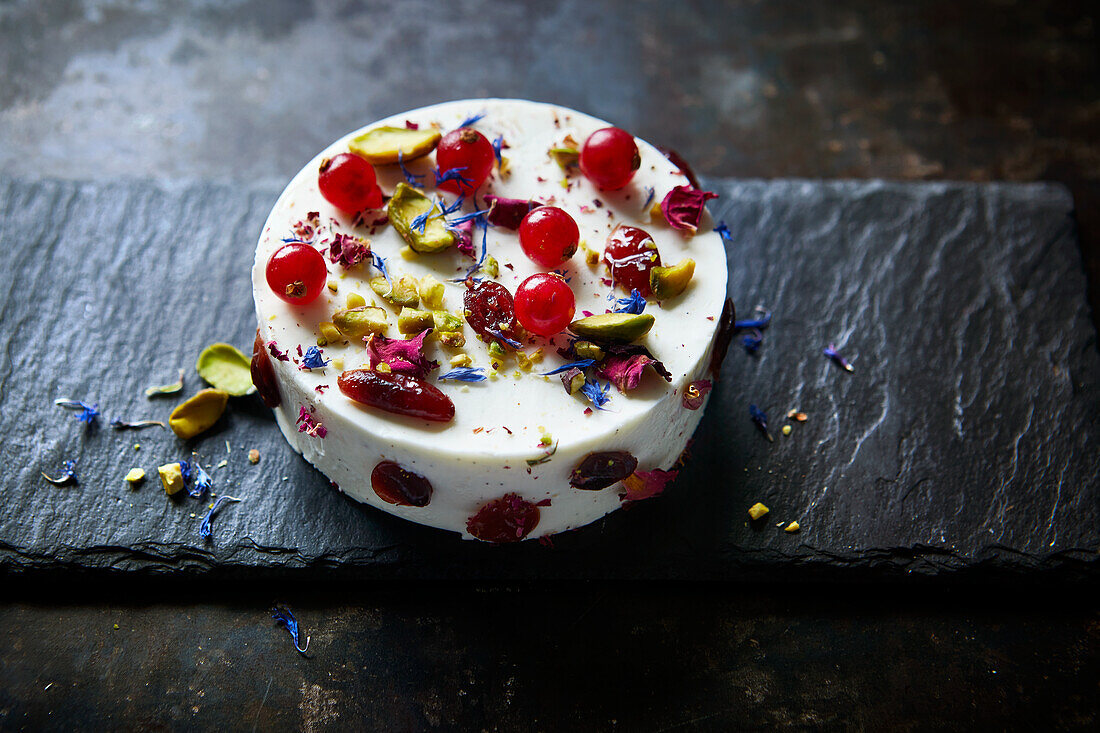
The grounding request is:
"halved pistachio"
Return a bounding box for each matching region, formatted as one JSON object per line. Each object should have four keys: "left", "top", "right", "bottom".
{"left": 333, "top": 305, "right": 389, "bottom": 339}
{"left": 439, "top": 331, "right": 466, "bottom": 348}
{"left": 370, "top": 275, "right": 419, "bottom": 308}
{"left": 196, "top": 343, "right": 255, "bottom": 396}
{"left": 649, "top": 258, "right": 696, "bottom": 300}
{"left": 168, "top": 389, "right": 229, "bottom": 440}
{"left": 387, "top": 182, "right": 455, "bottom": 253}
{"left": 348, "top": 126, "right": 442, "bottom": 164}
{"left": 431, "top": 310, "right": 463, "bottom": 332}
{"left": 398, "top": 307, "right": 435, "bottom": 334}
{"left": 318, "top": 322, "right": 342, "bottom": 344}
{"left": 418, "top": 275, "right": 445, "bottom": 309}
{"left": 568, "top": 313, "right": 655, "bottom": 344}
{"left": 572, "top": 341, "right": 605, "bottom": 361}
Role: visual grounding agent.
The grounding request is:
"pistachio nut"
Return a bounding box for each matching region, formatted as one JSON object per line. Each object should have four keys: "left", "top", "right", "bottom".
{"left": 568, "top": 313, "right": 655, "bottom": 344}
{"left": 418, "top": 275, "right": 445, "bottom": 309}
{"left": 348, "top": 126, "right": 441, "bottom": 164}
{"left": 169, "top": 388, "right": 229, "bottom": 440}
{"left": 387, "top": 182, "right": 455, "bottom": 253}
{"left": 333, "top": 305, "right": 389, "bottom": 339}
{"left": 649, "top": 258, "right": 696, "bottom": 300}
{"left": 370, "top": 275, "right": 419, "bottom": 308}
{"left": 196, "top": 343, "right": 255, "bottom": 396}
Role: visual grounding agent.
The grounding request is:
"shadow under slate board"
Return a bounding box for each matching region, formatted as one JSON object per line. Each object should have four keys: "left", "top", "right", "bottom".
{"left": 0, "top": 176, "right": 1096, "bottom": 581}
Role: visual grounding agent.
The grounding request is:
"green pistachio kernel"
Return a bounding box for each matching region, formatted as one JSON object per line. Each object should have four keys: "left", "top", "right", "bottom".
{"left": 432, "top": 310, "right": 463, "bottom": 332}
{"left": 418, "top": 275, "right": 446, "bottom": 309}
{"left": 439, "top": 331, "right": 466, "bottom": 348}
{"left": 387, "top": 182, "right": 456, "bottom": 253}
{"left": 345, "top": 292, "right": 367, "bottom": 309}
{"left": 649, "top": 258, "right": 696, "bottom": 300}
{"left": 168, "top": 388, "right": 229, "bottom": 440}
{"left": 568, "top": 313, "right": 655, "bottom": 344}
{"left": 564, "top": 368, "right": 586, "bottom": 394}
{"left": 572, "top": 341, "right": 605, "bottom": 361}
{"left": 398, "top": 307, "right": 435, "bottom": 335}
{"left": 195, "top": 343, "right": 255, "bottom": 396}
{"left": 483, "top": 256, "right": 500, "bottom": 278}
{"left": 348, "top": 126, "right": 442, "bottom": 164}
{"left": 333, "top": 306, "right": 389, "bottom": 339}
{"left": 318, "top": 322, "right": 342, "bottom": 344}
{"left": 370, "top": 275, "right": 419, "bottom": 308}
{"left": 548, "top": 146, "right": 580, "bottom": 171}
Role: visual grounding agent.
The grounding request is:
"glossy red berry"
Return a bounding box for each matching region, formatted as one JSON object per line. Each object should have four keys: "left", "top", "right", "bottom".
{"left": 463, "top": 280, "right": 520, "bottom": 346}
{"left": 514, "top": 273, "right": 576, "bottom": 337}
{"left": 579, "top": 127, "right": 640, "bottom": 190}
{"left": 518, "top": 206, "right": 580, "bottom": 267}
{"left": 603, "top": 225, "right": 662, "bottom": 296}
{"left": 436, "top": 128, "right": 494, "bottom": 194}
{"left": 265, "top": 243, "right": 328, "bottom": 305}
{"left": 337, "top": 369, "right": 455, "bottom": 423}
{"left": 371, "top": 460, "right": 433, "bottom": 507}
{"left": 466, "top": 493, "right": 540, "bottom": 543}
{"left": 318, "top": 153, "right": 382, "bottom": 213}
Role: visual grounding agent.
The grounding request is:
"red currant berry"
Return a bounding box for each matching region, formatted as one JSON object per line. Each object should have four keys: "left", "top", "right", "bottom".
{"left": 603, "top": 225, "right": 661, "bottom": 296}
{"left": 266, "top": 243, "right": 327, "bottom": 305}
{"left": 318, "top": 153, "right": 381, "bottom": 213}
{"left": 514, "top": 273, "right": 575, "bottom": 337}
{"left": 579, "top": 127, "right": 640, "bottom": 190}
{"left": 436, "top": 128, "right": 494, "bottom": 194}
{"left": 518, "top": 206, "right": 580, "bottom": 267}
{"left": 466, "top": 493, "right": 540, "bottom": 543}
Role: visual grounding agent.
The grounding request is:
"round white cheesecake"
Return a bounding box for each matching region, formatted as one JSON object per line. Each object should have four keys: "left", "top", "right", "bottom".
{"left": 251, "top": 99, "right": 729, "bottom": 541}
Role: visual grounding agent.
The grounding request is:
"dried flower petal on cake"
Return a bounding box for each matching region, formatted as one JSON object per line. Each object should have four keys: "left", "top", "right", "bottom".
{"left": 437, "top": 367, "right": 487, "bottom": 382}
{"left": 365, "top": 331, "right": 438, "bottom": 378}
{"left": 328, "top": 233, "right": 370, "bottom": 268}
{"left": 296, "top": 406, "right": 328, "bottom": 438}
{"left": 54, "top": 399, "right": 99, "bottom": 424}
{"left": 682, "top": 379, "right": 713, "bottom": 409}
{"left": 484, "top": 194, "right": 541, "bottom": 230}
{"left": 660, "top": 185, "right": 718, "bottom": 233}
{"left": 621, "top": 468, "right": 679, "bottom": 502}
{"left": 596, "top": 352, "right": 669, "bottom": 392}
{"left": 299, "top": 346, "right": 330, "bottom": 371}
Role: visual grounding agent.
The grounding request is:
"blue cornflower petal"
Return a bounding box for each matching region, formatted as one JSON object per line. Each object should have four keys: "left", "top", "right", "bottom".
{"left": 714, "top": 221, "right": 732, "bottom": 242}
{"left": 580, "top": 378, "right": 612, "bottom": 410}
{"left": 272, "top": 604, "right": 310, "bottom": 654}
{"left": 199, "top": 495, "right": 242, "bottom": 539}
{"left": 613, "top": 289, "right": 647, "bottom": 315}
{"left": 541, "top": 359, "right": 596, "bottom": 376}
{"left": 189, "top": 464, "right": 212, "bottom": 499}
{"left": 457, "top": 112, "right": 485, "bottom": 128}
{"left": 300, "top": 346, "right": 330, "bottom": 370}
{"left": 437, "top": 367, "right": 487, "bottom": 382}
{"left": 55, "top": 398, "right": 99, "bottom": 424}
{"left": 492, "top": 135, "right": 504, "bottom": 165}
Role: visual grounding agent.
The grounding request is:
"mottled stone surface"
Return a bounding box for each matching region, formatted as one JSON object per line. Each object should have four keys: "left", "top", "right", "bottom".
{"left": 1, "top": 176, "right": 1095, "bottom": 579}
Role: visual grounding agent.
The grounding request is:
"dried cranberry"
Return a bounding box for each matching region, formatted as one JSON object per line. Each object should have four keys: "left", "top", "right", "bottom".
{"left": 463, "top": 280, "right": 520, "bottom": 346}
{"left": 466, "top": 493, "right": 540, "bottom": 543}
{"left": 371, "top": 460, "right": 432, "bottom": 507}
{"left": 604, "top": 225, "right": 661, "bottom": 296}
{"left": 251, "top": 329, "right": 281, "bottom": 408}
{"left": 709, "top": 298, "right": 737, "bottom": 379}
{"left": 569, "top": 451, "right": 638, "bottom": 491}
{"left": 337, "top": 369, "right": 454, "bottom": 423}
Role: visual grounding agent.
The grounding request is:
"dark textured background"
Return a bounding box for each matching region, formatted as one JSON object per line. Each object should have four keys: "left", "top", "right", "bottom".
{"left": 1, "top": 0, "right": 1098, "bottom": 729}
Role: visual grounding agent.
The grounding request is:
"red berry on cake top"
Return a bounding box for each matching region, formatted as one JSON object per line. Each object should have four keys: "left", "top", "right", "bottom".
{"left": 518, "top": 206, "right": 579, "bottom": 267}
{"left": 265, "top": 243, "right": 328, "bottom": 305}
{"left": 515, "top": 273, "right": 576, "bottom": 337}
{"left": 436, "top": 128, "right": 495, "bottom": 194}
{"left": 579, "top": 127, "right": 640, "bottom": 190}
{"left": 318, "top": 153, "right": 383, "bottom": 213}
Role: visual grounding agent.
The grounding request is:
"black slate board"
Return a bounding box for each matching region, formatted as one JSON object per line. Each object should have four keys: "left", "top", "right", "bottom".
{"left": 0, "top": 176, "right": 1096, "bottom": 580}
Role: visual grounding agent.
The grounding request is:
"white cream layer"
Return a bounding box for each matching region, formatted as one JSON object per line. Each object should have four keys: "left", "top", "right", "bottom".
{"left": 252, "top": 99, "right": 727, "bottom": 539}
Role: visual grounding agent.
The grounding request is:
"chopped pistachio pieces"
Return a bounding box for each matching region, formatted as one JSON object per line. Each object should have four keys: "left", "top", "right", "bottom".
{"left": 784, "top": 521, "right": 801, "bottom": 533}
{"left": 450, "top": 353, "right": 472, "bottom": 368}
{"left": 371, "top": 275, "right": 420, "bottom": 308}
{"left": 580, "top": 241, "right": 599, "bottom": 266}
{"left": 431, "top": 310, "right": 463, "bottom": 332}
{"left": 196, "top": 343, "right": 255, "bottom": 396}
{"left": 649, "top": 258, "right": 696, "bottom": 300}
{"left": 782, "top": 425, "right": 792, "bottom": 436}
{"left": 158, "top": 463, "right": 184, "bottom": 495}
{"left": 418, "top": 275, "right": 445, "bottom": 309}
{"left": 345, "top": 292, "right": 367, "bottom": 309}
{"left": 483, "top": 256, "right": 500, "bottom": 278}
{"left": 438, "top": 331, "right": 466, "bottom": 347}
{"left": 398, "top": 307, "right": 435, "bottom": 335}
{"left": 248, "top": 449, "right": 260, "bottom": 464}
{"left": 333, "top": 306, "right": 389, "bottom": 339}
{"left": 573, "top": 341, "right": 605, "bottom": 361}
{"left": 327, "top": 281, "right": 338, "bottom": 293}
{"left": 748, "top": 502, "right": 770, "bottom": 520}
{"left": 125, "top": 468, "right": 145, "bottom": 485}
{"left": 168, "top": 389, "right": 229, "bottom": 440}
{"left": 319, "top": 322, "right": 342, "bottom": 344}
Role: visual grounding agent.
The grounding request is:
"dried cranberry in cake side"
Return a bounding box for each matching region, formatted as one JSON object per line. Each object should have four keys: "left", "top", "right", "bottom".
{"left": 371, "top": 461, "right": 433, "bottom": 507}
{"left": 466, "top": 493, "right": 540, "bottom": 543}
{"left": 463, "top": 280, "right": 521, "bottom": 346}
{"left": 436, "top": 128, "right": 495, "bottom": 194}
{"left": 603, "top": 225, "right": 662, "bottom": 296}
{"left": 569, "top": 451, "right": 638, "bottom": 490}
{"left": 338, "top": 369, "right": 454, "bottom": 423}
{"left": 250, "top": 330, "right": 281, "bottom": 408}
